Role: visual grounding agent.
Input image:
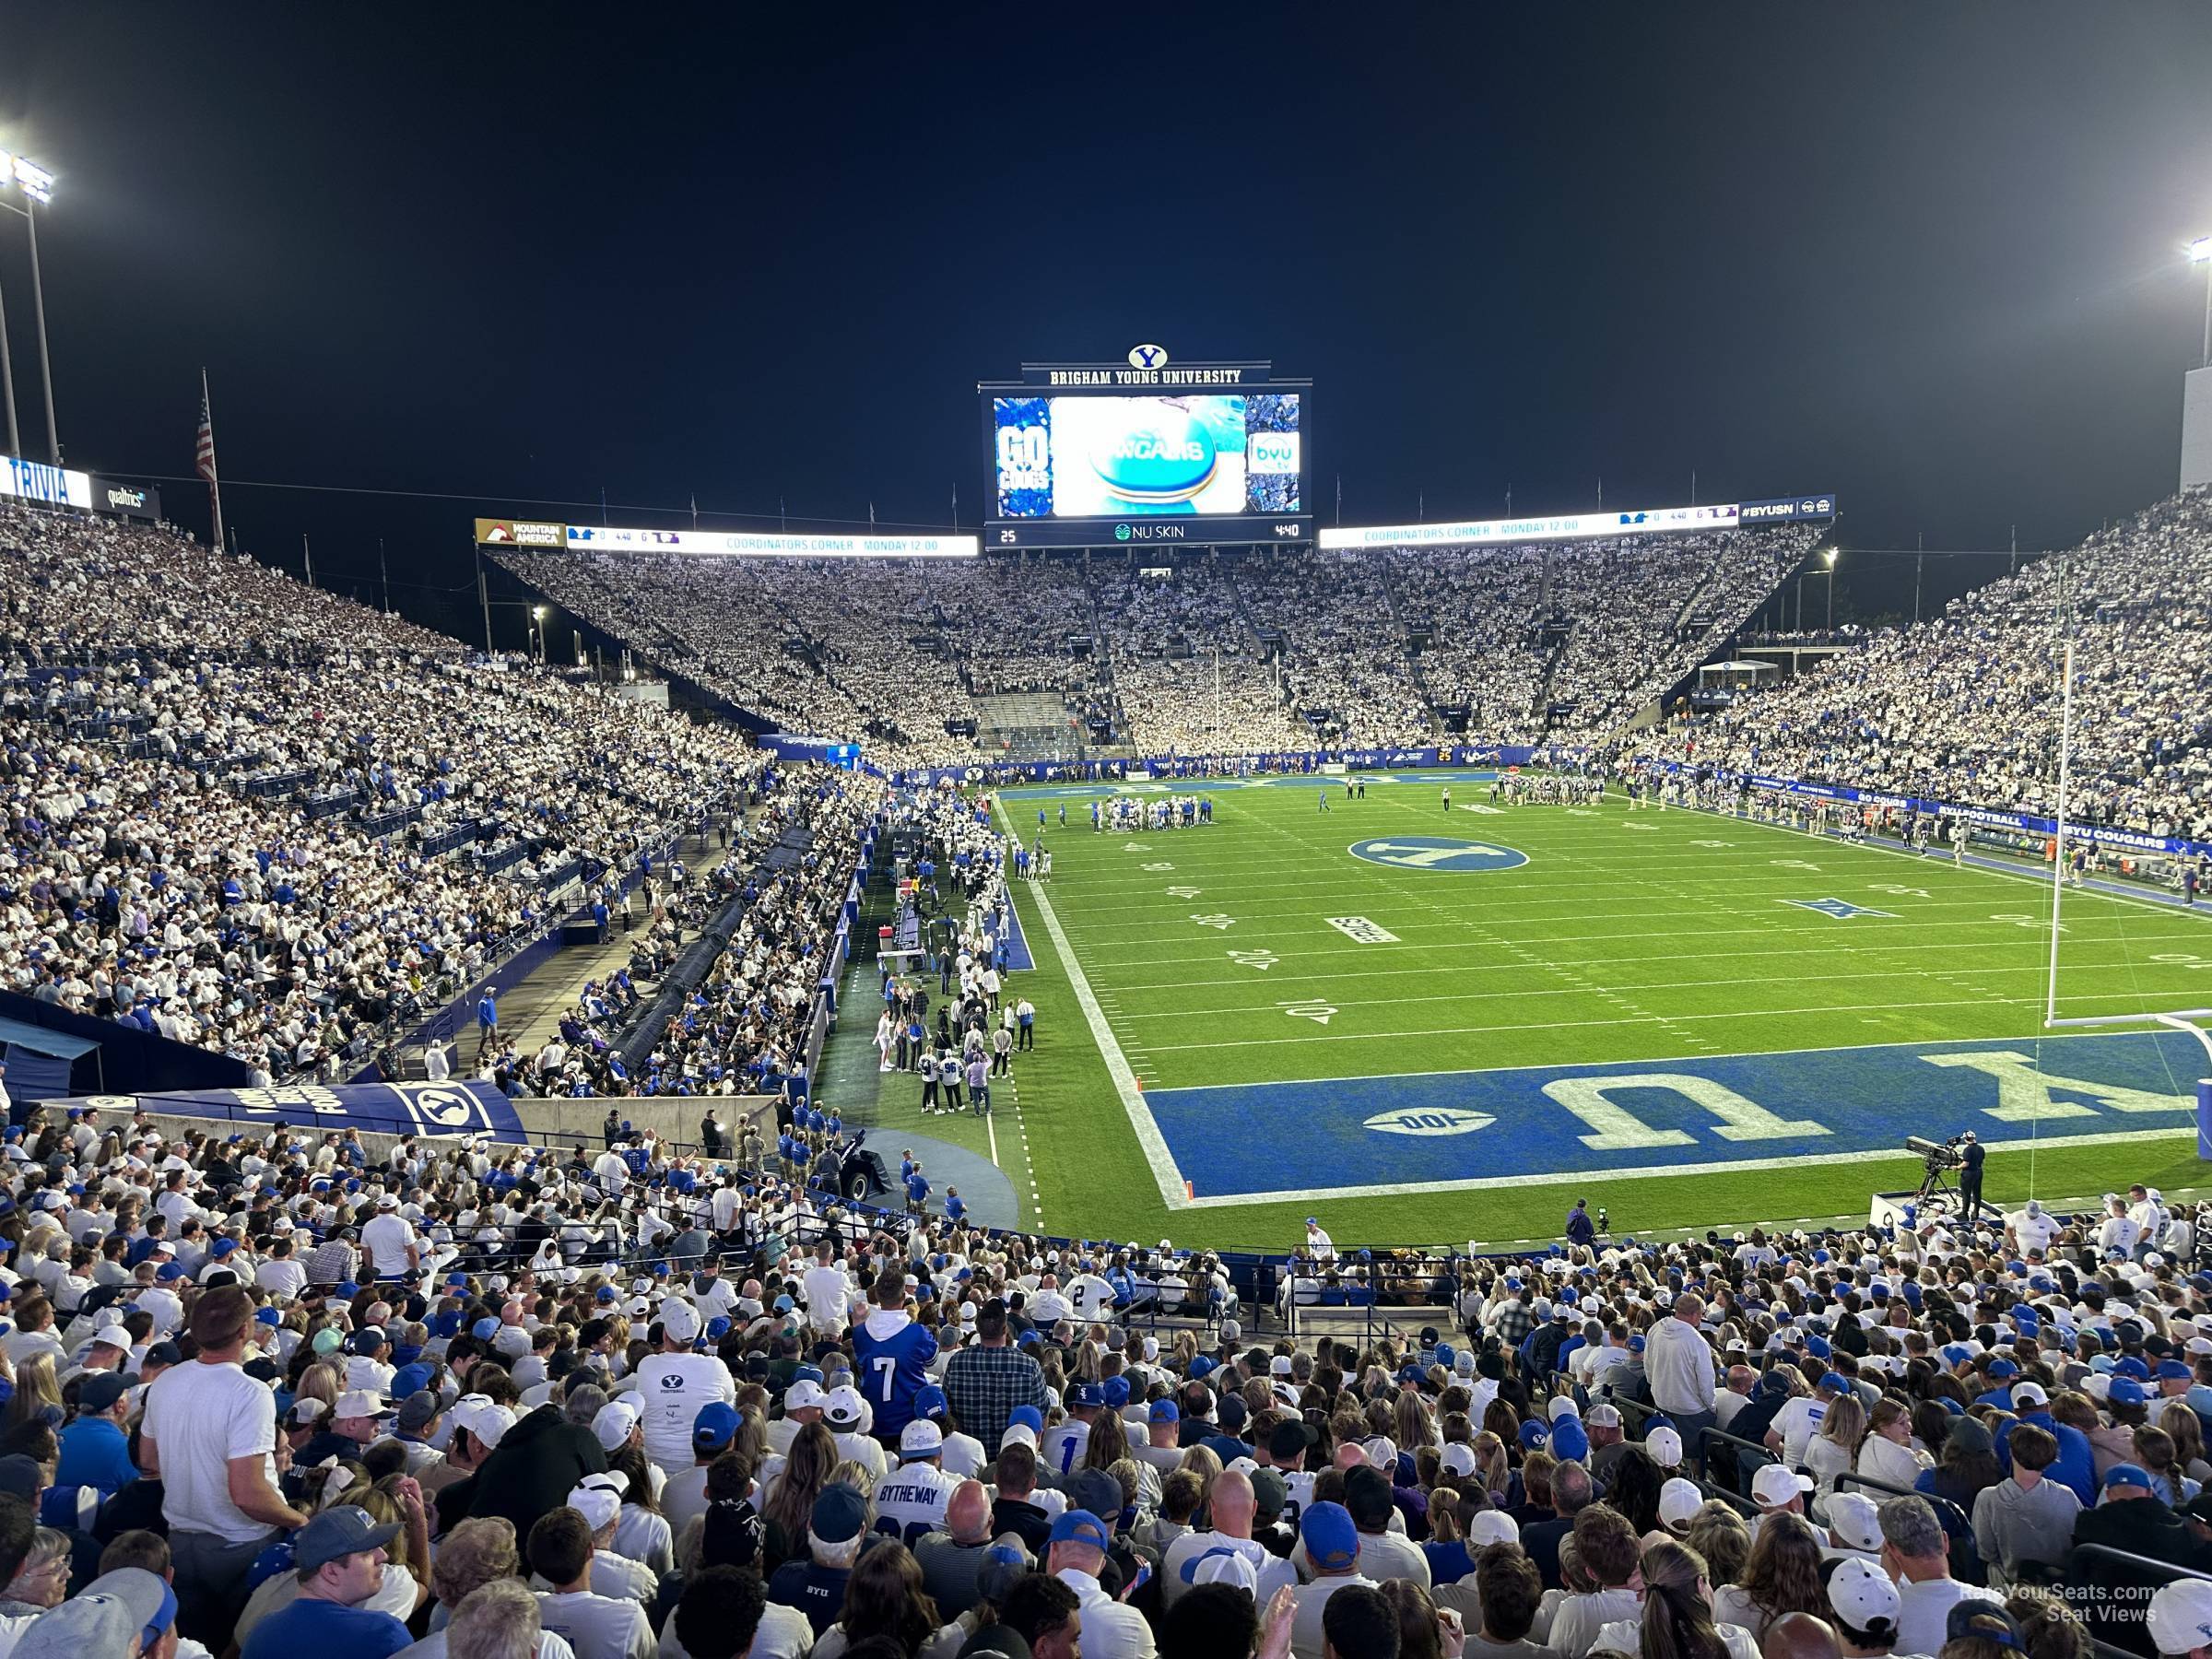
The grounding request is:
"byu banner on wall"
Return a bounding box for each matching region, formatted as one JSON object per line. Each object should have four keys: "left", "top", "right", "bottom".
{"left": 53, "top": 1080, "right": 527, "bottom": 1142}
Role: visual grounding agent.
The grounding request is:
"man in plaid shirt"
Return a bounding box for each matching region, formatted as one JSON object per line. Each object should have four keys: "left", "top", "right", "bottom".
{"left": 1488, "top": 1276, "right": 1534, "bottom": 1347}
{"left": 940, "top": 1298, "right": 1047, "bottom": 1453}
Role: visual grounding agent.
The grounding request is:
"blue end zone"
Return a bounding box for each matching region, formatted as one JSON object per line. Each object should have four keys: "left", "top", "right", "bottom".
{"left": 1146, "top": 1030, "right": 2206, "bottom": 1204}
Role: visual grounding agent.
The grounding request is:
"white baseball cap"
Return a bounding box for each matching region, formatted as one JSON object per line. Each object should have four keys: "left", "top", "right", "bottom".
{"left": 785, "top": 1379, "right": 829, "bottom": 1413}
{"left": 2012, "top": 1382, "right": 2049, "bottom": 1407}
{"left": 470, "top": 1406, "right": 517, "bottom": 1450}
{"left": 1828, "top": 1557, "right": 1901, "bottom": 1632}
{"left": 900, "top": 1419, "right": 944, "bottom": 1460}
{"left": 824, "top": 1384, "right": 865, "bottom": 1428}
{"left": 1644, "top": 1426, "right": 1684, "bottom": 1467}
{"left": 1658, "top": 1477, "right": 1704, "bottom": 1530}
{"left": 2149, "top": 1580, "right": 2212, "bottom": 1657}
{"left": 1441, "top": 1443, "right": 1478, "bottom": 1478}
{"left": 660, "top": 1299, "right": 701, "bottom": 1344}
{"left": 1751, "top": 1464, "right": 1814, "bottom": 1508}
{"left": 1466, "top": 1510, "right": 1519, "bottom": 1547}
{"left": 591, "top": 1398, "right": 640, "bottom": 1453}
{"left": 1826, "top": 1490, "right": 1884, "bottom": 1553}
{"left": 1000, "top": 1421, "right": 1038, "bottom": 1451}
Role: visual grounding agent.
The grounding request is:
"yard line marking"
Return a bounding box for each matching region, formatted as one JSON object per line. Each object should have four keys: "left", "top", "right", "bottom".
{"left": 992, "top": 796, "right": 1187, "bottom": 1209}
{"left": 1141, "top": 993, "right": 2030, "bottom": 1052}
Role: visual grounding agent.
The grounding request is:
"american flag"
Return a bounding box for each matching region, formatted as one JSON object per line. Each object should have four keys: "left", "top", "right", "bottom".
{"left": 196, "top": 369, "right": 225, "bottom": 550}
{"left": 195, "top": 382, "right": 218, "bottom": 486}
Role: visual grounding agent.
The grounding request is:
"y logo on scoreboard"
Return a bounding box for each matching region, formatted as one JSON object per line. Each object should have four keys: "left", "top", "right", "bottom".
{"left": 1127, "top": 343, "right": 1169, "bottom": 369}
{"left": 1347, "top": 836, "right": 1529, "bottom": 873}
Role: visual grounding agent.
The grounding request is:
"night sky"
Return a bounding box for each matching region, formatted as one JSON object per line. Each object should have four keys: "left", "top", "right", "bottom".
{"left": 5, "top": 6, "right": 2212, "bottom": 638}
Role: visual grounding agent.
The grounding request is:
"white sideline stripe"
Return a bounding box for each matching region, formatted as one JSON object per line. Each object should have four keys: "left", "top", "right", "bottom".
{"left": 1179, "top": 1127, "right": 2201, "bottom": 1209}
{"left": 993, "top": 797, "right": 1189, "bottom": 1211}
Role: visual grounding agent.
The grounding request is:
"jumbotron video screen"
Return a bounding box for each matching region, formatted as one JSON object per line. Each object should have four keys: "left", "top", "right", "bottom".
{"left": 980, "top": 357, "right": 1312, "bottom": 547}
{"left": 993, "top": 394, "right": 1302, "bottom": 519}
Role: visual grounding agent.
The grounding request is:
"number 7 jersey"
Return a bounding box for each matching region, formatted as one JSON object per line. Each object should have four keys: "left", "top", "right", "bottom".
{"left": 853, "top": 1307, "right": 941, "bottom": 1437}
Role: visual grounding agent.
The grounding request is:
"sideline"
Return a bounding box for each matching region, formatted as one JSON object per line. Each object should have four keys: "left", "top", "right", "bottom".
{"left": 991, "top": 797, "right": 1191, "bottom": 1210}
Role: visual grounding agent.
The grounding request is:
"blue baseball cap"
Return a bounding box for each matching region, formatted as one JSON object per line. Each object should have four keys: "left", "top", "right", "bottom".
{"left": 1551, "top": 1417, "right": 1590, "bottom": 1463}
{"left": 2110, "top": 1378, "right": 2150, "bottom": 1406}
{"left": 1986, "top": 1359, "right": 2018, "bottom": 1380}
{"left": 1069, "top": 1382, "right": 1104, "bottom": 1408}
{"left": 2158, "top": 1359, "right": 2193, "bottom": 1381}
{"left": 1518, "top": 1420, "right": 1549, "bottom": 1451}
{"left": 1102, "top": 1376, "right": 1131, "bottom": 1407}
{"left": 1150, "top": 1400, "right": 1180, "bottom": 1424}
{"left": 1819, "top": 1372, "right": 1852, "bottom": 1394}
{"left": 1008, "top": 1406, "right": 1044, "bottom": 1434}
{"left": 693, "top": 1401, "right": 739, "bottom": 1452}
{"left": 471, "top": 1317, "right": 500, "bottom": 1341}
{"left": 390, "top": 1363, "right": 433, "bottom": 1400}
{"left": 1300, "top": 1500, "right": 1359, "bottom": 1572}
{"left": 2105, "top": 1463, "right": 2155, "bottom": 1492}
{"left": 913, "top": 1385, "right": 948, "bottom": 1420}
{"left": 810, "top": 1483, "right": 869, "bottom": 1545}
{"left": 1050, "top": 1510, "right": 1111, "bottom": 1551}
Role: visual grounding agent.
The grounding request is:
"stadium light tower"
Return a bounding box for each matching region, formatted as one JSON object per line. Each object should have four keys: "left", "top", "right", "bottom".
{"left": 0, "top": 149, "right": 58, "bottom": 464}
{"left": 2191, "top": 236, "right": 2212, "bottom": 367}
{"left": 1821, "top": 545, "right": 1839, "bottom": 630}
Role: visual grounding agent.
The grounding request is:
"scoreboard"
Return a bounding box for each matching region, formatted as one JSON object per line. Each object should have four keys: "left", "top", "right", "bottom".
{"left": 981, "top": 348, "right": 1312, "bottom": 548}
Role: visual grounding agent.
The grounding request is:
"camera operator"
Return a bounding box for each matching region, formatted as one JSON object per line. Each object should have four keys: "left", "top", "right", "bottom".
{"left": 1957, "top": 1130, "right": 1985, "bottom": 1219}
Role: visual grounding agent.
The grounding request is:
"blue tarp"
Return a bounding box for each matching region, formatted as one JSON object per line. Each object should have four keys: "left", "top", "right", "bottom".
{"left": 47, "top": 1080, "right": 528, "bottom": 1143}
{"left": 0, "top": 1018, "right": 99, "bottom": 1062}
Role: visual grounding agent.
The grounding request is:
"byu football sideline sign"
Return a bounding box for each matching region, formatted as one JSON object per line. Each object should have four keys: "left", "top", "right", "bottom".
{"left": 1146, "top": 1030, "right": 2203, "bottom": 1206}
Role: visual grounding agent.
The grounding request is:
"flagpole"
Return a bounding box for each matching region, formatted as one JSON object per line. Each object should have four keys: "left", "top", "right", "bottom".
{"left": 200, "top": 368, "right": 226, "bottom": 552}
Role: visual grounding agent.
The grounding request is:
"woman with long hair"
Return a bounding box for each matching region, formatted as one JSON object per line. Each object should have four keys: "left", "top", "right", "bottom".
{"left": 1606, "top": 1447, "right": 1665, "bottom": 1536}
{"left": 608, "top": 1442, "right": 674, "bottom": 1575}
{"left": 1080, "top": 1407, "right": 1129, "bottom": 1475}
{"left": 5, "top": 1354, "right": 59, "bottom": 1433}
{"left": 1381, "top": 1578, "right": 1456, "bottom": 1659}
{"left": 1626, "top": 1540, "right": 1757, "bottom": 1659}
{"left": 1712, "top": 1512, "right": 1826, "bottom": 1640}
{"left": 1807, "top": 1394, "right": 1867, "bottom": 1494}
{"left": 763, "top": 1420, "right": 839, "bottom": 1567}
{"left": 2162, "top": 1402, "right": 2212, "bottom": 1487}
{"left": 1684, "top": 1504, "right": 1751, "bottom": 1590}
{"left": 1394, "top": 1389, "right": 1439, "bottom": 1456}
{"left": 816, "top": 1538, "right": 959, "bottom": 1659}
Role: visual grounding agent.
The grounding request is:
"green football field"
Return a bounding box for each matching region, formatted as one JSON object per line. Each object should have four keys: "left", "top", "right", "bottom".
{"left": 853, "top": 774, "right": 2212, "bottom": 1253}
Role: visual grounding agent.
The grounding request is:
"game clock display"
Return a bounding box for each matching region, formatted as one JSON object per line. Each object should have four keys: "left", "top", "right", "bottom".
{"left": 994, "top": 393, "right": 1302, "bottom": 519}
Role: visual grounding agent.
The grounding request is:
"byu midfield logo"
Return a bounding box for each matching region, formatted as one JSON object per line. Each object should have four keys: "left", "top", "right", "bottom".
{"left": 1127, "top": 343, "right": 1169, "bottom": 370}
{"left": 1347, "top": 836, "right": 1529, "bottom": 873}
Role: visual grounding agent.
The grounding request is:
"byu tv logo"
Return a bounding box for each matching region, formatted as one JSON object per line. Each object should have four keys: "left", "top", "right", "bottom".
{"left": 1127, "top": 343, "right": 1169, "bottom": 370}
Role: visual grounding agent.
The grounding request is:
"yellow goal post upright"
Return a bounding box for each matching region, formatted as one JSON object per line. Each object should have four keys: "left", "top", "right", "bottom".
{"left": 2040, "top": 638, "right": 2212, "bottom": 1159}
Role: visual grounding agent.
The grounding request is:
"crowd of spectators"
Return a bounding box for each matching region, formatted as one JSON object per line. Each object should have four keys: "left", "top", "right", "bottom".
{"left": 0, "top": 505, "right": 761, "bottom": 1083}
{"left": 0, "top": 1100, "right": 2194, "bottom": 1659}
{"left": 1642, "top": 494, "right": 2212, "bottom": 839}
{"left": 494, "top": 528, "right": 1819, "bottom": 769}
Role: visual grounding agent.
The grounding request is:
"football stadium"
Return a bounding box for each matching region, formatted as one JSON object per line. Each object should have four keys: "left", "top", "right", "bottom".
{"left": 6, "top": 12, "right": 2212, "bottom": 1659}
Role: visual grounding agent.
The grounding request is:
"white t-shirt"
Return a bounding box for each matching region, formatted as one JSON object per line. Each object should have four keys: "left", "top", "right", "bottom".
{"left": 535, "top": 1589, "right": 655, "bottom": 1659}
{"left": 142, "top": 1357, "right": 281, "bottom": 1545}
{"left": 1773, "top": 1396, "right": 1829, "bottom": 1468}
{"left": 804, "top": 1265, "right": 853, "bottom": 1333}
{"left": 361, "top": 1213, "right": 418, "bottom": 1278}
{"left": 626, "top": 1351, "right": 736, "bottom": 1472}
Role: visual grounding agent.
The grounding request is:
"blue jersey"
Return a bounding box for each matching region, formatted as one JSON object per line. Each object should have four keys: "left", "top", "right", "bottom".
{"left": 853, "top": 1312, "right": 940, "bottom": 1436}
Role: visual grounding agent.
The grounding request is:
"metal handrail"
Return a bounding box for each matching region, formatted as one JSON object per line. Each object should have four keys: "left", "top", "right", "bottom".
{"left": 2068, "top": 1542, "right": 2212, "bottom": 1588}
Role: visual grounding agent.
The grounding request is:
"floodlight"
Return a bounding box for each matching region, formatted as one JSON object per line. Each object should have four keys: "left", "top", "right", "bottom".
{"left": 2190, "top": 237, "right": 2212, "bottom": 264}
